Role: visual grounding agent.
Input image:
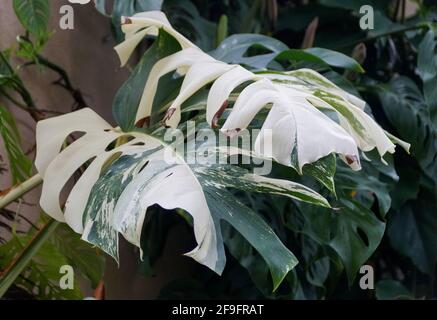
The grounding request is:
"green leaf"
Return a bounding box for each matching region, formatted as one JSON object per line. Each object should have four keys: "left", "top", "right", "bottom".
{"left": 0, "top": 105, "right": 32, "bottom": 183}
{"left": 305, "top": 48, "right": 364, "bottom": 73}
{"left": 319, "top": 0, "right": 390, "bottom": 11}
{"left": 306, "top": 256, "right": 330, "bottom": 289}
{"left": 390, "top": 160, "right": 419, "bottom": 210}
{"left": 417, "top": 29, "right": 437, "bottom": 122}
{"left": 303, "top": 153, "right": 337, "bottom": 196}
{"left": 52, "top": 224, "right": 105, "bottom": 288}
{"left": 204, "top": 187, "right": 298, "bottom": 291}
{"left": 328, "top": 200, "right": 385, "bottom": 284}
{"left": 35, "top": 107, "right": 333, "bottom": 290}
{"left": 210, "top": 34, "right": 288, "bottom": 69}
{"left": 336, "top": 162, "right": 393, "bottom": 216}
{"left": 388, "top": 191, "right": 437, "bottom": 274}
{"left": 216, "top": 15, "right": 229, "bottom": 47}
{"left": 0, "top": 50, "right": 28, "bottom": 92}
{"left": 95, "top": 0, "right": 163, "bottom": 42}
{"left": 0, "top": 220, "right": 83, "bottom": 300}
{"left": 0, "top": 50, "right": 14, "bottom": 86}
{"left": 165, "top": 0, "right": 217, "bottom": 50}
{"left": 12, "top": 0, "right": 49, "bottom": 39}
{"left": 297, "top": 199, "right": 385, "bottom": 284}
{"left": 81, "top": 142, "right": 325, "bottom": 288}
{"left": 277, "top": 47, "right": 365, "bottom": 73}
{"left": 82, "top": 149, "right": 304, "bottom": 288}
{"left": 378, "top": 77, "right": 437, "bottom": 183}
{"left": 375, "top": 280, "right": 414, "bottom": 300}
{"left": 112, "top": 29, "right": 182, "bottom": 131}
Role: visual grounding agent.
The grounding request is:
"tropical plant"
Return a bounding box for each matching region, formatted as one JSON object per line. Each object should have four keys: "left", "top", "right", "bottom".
{"left": 27, "top": 10, "right": 407, "bottom": 293}
{"left": 1, "top": 0, "right": 436, "bottom": 300}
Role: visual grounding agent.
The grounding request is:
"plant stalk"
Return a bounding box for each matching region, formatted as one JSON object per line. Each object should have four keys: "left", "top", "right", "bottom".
{"left": 0, "top": 174, "right": 42, "bottom": 210}
{"left": 0, "top": 218, "right": 59, "bottom": 298}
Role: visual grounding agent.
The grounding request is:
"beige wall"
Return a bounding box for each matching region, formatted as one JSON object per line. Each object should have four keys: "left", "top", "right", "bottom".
{"left": 0, "top": 0, "right": 194, "bottom": 299}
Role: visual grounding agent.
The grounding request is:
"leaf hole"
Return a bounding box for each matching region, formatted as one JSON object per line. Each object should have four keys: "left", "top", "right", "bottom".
{"left": 164, "top": 172, "right": 174, "bottom": 179}
{"left": 138, "top": 161, "right": 150, "bottom": 174}
{"left": 243, "top": 44, "right": 274, "bottom": 57}
{"left": 357, "top": 227, "right": 369, "bottom": 247}
{"left": 105, "top": 135, "right": 135, "bottom": 151}
{"left": 131, "top": 142, "right": 146, "bottom": 146}
{"left": 62, "top": 131, "right": 86, "bottom": 152}
{"left": 61, "top": 156, "right": 97, "bottom": 209}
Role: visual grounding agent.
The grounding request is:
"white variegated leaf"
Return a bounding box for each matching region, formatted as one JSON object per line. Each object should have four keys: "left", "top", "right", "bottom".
{"left": 135, "top": 47, "right": 215, "bottom": 126}
{"left": 206, "top": 66, "right": 259, "bottom": 126}
{"left": 115, "top": 11, "right": 194, "bottom": 67}
{"left": 114, "top": 11, "right": 407, "bottom": 171}
{"left": 35, "top": 108, "right": 329, "bottom": 283}
{"left": 33, "top": 10, "right": 411, "bottom": 291}
{"left": 258, "top": 69, "right": 410, "bottom": 161}
{"left": 219, "top": 79, "right": 359, "bottom": 170}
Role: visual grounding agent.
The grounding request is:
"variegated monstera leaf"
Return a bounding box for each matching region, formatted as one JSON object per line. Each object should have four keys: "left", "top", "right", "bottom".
{"left": 113, "top": 11, "right": 410, "bottom": 174}
{"left": 34, "top": 11, "right": 410, "bottom": 289}
{"left": 35, "top": 108, "right": 329, "bottom": 289}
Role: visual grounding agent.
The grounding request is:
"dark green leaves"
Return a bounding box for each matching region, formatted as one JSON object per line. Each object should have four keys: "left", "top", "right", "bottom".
{"left": 305, "top": 47, "right": 364, "bottom": 73}
{"left": 388, "top": 191, "right": 437, "bottom": 274}
{"left": 53, "top": 224, "right": 106, "bottom": 289}
{"left": 0, "top": 105, "right": 32, "bottom": 183}
{"left": 328, "top": 200, "right": 385, "bottom": 284}
{"left": 112, "top": 29, "right": 181, "bottom": 131}
{"left": 165, "top": 0, "right": 217, "bottom": 50}
{"left": 210, "top": 34, "right": 288, "bottom": 69}
{"left": 204, "top": 187, "right": 298, "bottom": 291}
{"left": 418, "top": 29, "right": 437, "bottom": 123}
{"left": 297, "top": 199, "right": 385, "bottom": 285}
{"left": 12, "top": 0, "right": 49, "bottom": 39}
{"left": 277, "top": 47, "right": 364, "bottom": 73}
{"left": 375, "top": 280, "right": 414, "bottom": 300}
{"left": 318, "top": 0, "right": 390, "bottom": 11}
{"left": 0, "top": 219, "right": 105, "bottom": 299}
{"left": 95, "top": 0, "right": 163, "bottom": 42}
{"left": 378, "top": 76, "right": 437, "bottom": 184}
{"left": 95, "top": 0, "right": 163, "bottom": 18}
{"left": 336, "top": 163, "right": 393, "bottom": 217}
{"left": 303, "top": 153, "right": 337, "bottom": 196}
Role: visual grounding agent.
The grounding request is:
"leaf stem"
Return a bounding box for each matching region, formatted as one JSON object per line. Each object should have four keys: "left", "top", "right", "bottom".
{"left": 0, "top": 218, "right": 59, "bottom": 298}
{"left": 0, "top": 174, "right": 42, "bottom": 210}
{"left": 335, "top": 23, "right": 429, "bottom": 50}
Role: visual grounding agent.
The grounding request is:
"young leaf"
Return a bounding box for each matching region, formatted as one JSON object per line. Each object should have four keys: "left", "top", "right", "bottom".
{"left": 12, "top": 0, "right": 49, "bottom": 39}
{"left": 113, "top": 29, "right": 182, "bottom": 131}
{"left": 417, "top": 28, "right": 437, "bottom": 123}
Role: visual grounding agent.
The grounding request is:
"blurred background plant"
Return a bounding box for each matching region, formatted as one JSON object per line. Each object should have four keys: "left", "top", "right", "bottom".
{"left": 0, "top": 0, "right": 104, "bottom": 299}
{"left": 1, "top": 0, "right": 436, "bottom": 300}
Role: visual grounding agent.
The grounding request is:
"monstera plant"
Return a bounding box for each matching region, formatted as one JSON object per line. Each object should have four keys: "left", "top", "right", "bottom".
{"left": 3, "top": 11, "right": 409, "bottom": 292}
